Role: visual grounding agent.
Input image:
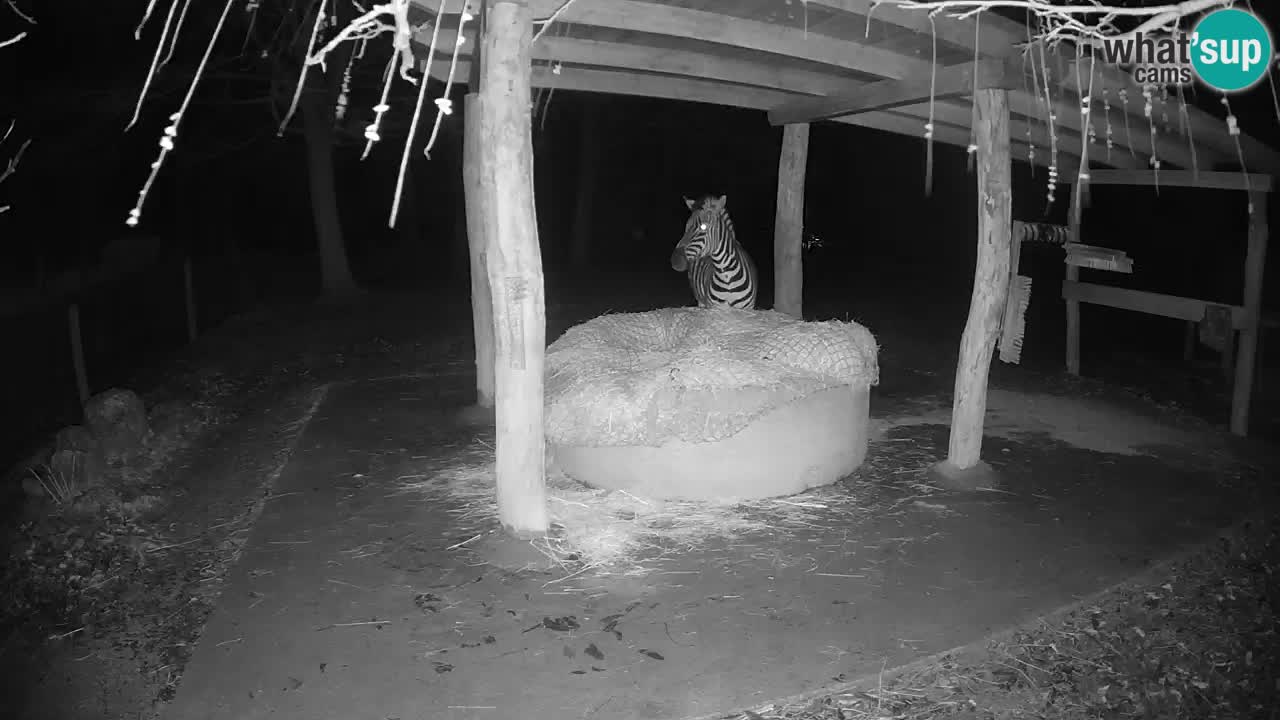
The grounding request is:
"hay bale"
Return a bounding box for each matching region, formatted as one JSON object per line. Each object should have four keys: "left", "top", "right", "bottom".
{"left": 545, "top": 308, "right": 878, "bottom": 447}
{"left": 544, "top": 308, "right": 878, "bottom": 501}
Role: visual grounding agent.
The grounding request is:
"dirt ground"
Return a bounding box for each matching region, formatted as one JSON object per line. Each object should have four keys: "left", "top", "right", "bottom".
{"left": 2, "top": 285, "right": 1278, "bottom": 720}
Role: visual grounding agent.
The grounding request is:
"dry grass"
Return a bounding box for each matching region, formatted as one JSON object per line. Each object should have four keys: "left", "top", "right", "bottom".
{"left": 397, "top": 430, "right": 946, "bottom": 579}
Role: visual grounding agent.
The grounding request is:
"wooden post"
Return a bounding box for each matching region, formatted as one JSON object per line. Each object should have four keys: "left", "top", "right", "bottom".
{"left": 944, "top": 88, "right": 1011, "bottom": 473}
{"left": 1064, "top": 166, "right": 1083, "bottom": 375}
{"left": 464, "top": 94, "right": 496, "bottom": 409}
{"left": 773, "top": 123, "right": 809, "bottom": 319}
{"left": 1183, "top": 320, "right": 1196, "bottom": 362}
{"left": 68, "top": 303, "right": 89, "bottom": 409}
{"left": 183, "top": 256, "right": 198, "bottom": 343}
{"left": 1230, "top": 191, "right": 1268, "bottom": 436}
{"left": 479, "top": 0, "right": 549, "bottom": 536}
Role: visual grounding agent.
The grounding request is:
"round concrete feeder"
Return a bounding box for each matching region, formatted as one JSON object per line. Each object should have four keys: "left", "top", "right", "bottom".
{"left": 552, "top": 384, "right": 870, "bottom": 502}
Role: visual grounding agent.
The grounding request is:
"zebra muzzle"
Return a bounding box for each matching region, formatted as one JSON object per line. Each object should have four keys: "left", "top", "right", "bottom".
{"left": 670, "top": 249, "right": 688, "bottom": 272}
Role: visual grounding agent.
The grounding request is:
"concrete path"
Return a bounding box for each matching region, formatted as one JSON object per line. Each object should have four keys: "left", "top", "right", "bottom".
{"left": 162, "top": 374, "right": 1255, "bottom": 720}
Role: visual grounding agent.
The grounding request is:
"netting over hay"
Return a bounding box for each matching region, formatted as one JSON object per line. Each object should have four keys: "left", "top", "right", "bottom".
{"left": 545, "top": 308, "right": 878, "bottom": 447}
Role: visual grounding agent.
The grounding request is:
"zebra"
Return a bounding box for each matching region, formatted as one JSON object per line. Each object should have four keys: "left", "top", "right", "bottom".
{"left": 670, "top": 194, "right": 758, "bottom": 310}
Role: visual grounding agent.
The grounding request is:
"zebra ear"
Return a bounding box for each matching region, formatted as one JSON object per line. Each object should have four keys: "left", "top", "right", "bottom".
{"left": 711, "top": 195, "right": 727, "bottom": 209}
{"left": 684, "top": 196, "right": 696, "bottom": 210}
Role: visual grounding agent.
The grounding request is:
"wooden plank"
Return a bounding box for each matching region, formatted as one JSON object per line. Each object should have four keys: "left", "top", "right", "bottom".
{"left": 1062, "top": 280, "right": 1248, "bottom": 327}
{"left": 946, "top": 87, "right": 1011, "bottom": 472}
{"left": 479, "top": 0, "right": 548, "bottom": 537}
{"left": 1085, "top": 169, "right": 1274, "bottom": 193}
{"left": 427, "top": 60, "right": 1074, "bottom": 174}
{"left": 416, "top": 31, "right": 1134, "bottom": 169}
{"left": 418, "top": 30, "right": 868, "bottom": 98}
{"left": 803, "top": 0, "right": 1024, "bottom": 58}
{"left": 532, "top": 0, "right": 928, "bottom": 81}
{"left": 773, "top": 123, "right": 808, "bottom": 319}
{"left": 415, "top": 2, "right": 1280, "bottom": 172}
{"left": 1231, "top": 192, "right": 1269, "bottom": 436}
{"left": 768, "top": 58, "right": 1022, "bottom": 125}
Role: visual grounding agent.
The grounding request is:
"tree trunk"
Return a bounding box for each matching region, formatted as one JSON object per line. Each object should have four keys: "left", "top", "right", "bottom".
{"left": 301, "top": 98, "right": 358, "bottom": 296}
{"left": 464, "top": 93, "right": 496, "bottom": 408}
{"left": 479, "top": 0, "right": 549, "bottom": 537}
{"left": 773, "top": 123, "right": 809, "bottom": 318}
{"left": 945, "top": 88, "right": 1011, "bottom": 472}
{"left": 297, "top": 0, "right": 358, "bottom": 297}
{"left": 569, "top": 100, "right": 600, "bottom": 271}
{"left": 1230, "top": 191, "right": 1268, "bottom": 436}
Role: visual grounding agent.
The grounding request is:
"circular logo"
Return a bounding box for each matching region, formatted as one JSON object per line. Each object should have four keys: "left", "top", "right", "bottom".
{"left": 1191, "top": 8, "right": 1273, "bottom": 92}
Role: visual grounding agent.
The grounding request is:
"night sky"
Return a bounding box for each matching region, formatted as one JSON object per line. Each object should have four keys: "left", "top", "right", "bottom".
{"left": 3, "top": 0, "right": 1279, "bottom": 464}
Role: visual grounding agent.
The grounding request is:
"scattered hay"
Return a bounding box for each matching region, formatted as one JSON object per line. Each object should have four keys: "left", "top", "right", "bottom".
{"left": 398, "top": 438, "right": 914, "bottom": 574}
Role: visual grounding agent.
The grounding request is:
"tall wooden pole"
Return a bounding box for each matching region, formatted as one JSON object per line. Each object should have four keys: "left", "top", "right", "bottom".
{"left": 773, "top": 123, "right": 809, "bottom": 319}
{"left": 944, "top": 88, "right": 1011, "bottom": 472}
{"left": 1065, "top": 179, "right": 1083, "bottom": 375}
{"left": 1230, "top": 191, "right": 1268, "bottom": 436}
{"left": 462, "top": 0, "right": 495, "bottom": 408}
{"left": 479, "top": 0, "right": 549, "bottom": 536}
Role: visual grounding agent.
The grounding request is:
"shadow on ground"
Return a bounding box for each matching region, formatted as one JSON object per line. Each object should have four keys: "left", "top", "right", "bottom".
{"left": 159, "top": 368, "right": 1269, "bottom": 720}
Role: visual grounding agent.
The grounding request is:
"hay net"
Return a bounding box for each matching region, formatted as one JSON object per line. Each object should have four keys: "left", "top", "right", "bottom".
{"left": 545, "top": 307, "right": 878, "bottom": 447}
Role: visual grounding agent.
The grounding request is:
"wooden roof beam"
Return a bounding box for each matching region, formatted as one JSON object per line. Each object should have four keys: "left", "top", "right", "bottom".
{"left": 1059, "top": 54, "right": 1279, "bottom": 173}
{"left": 804, "top": 1, "right": 1026, "bottom": 58}
{"left": 768, "top": 58, "right": 1023, "bottom": 126}
{"left": 414, "top": 31, "right": 866, "bottom": 99}
{"left": 413, "top": 35, "right": 1139, "bottom": 170}
{"left": 1086, "top": 169, "right": 1273, "bottom": 192}
{"left": 438, "top": 0, "right": 928, "bottom": 80}
{"left": 425, "top": 59, "right": 1075, "bottom": 178}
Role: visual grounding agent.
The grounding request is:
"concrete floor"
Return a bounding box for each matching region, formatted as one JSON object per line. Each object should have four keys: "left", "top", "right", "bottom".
{"left": 161, "top": 373, "right": 1256, "bottom": 720}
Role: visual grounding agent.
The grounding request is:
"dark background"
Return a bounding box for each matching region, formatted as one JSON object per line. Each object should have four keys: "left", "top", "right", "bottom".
{"left": 2, "top": 0, "right": 1278, "bottom": 469}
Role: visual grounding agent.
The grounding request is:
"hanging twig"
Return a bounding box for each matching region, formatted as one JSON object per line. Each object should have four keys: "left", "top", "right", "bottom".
{"left": 278, "top": 0, "right": 327, "bottom": 136}
{"left": 127, "top": 0, "right": 238, "bottom": 227}
{"left": 127, "top": 0, "right": 185, "bottom": 130}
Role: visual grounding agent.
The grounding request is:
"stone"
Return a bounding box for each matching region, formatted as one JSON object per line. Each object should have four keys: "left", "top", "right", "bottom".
{"left": 84, "top": 388, "right": 150, "bottom": 462}
{"left": 55, "top": 425, "right": 100, "bottom": 454}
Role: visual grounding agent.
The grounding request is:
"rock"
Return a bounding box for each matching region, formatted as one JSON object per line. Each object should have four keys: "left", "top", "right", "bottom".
{"left": 55, "top": 425, "right": 100, "bottom": 454}
{"left": 85, "top": 388, "right": 150, "bottom": 462}
{"left": 147, "top": 400, "right": 200, "bottom": 440}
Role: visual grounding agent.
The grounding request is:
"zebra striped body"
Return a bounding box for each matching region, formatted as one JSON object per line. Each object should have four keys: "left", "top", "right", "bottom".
{"left": 670, "top": 194, "right": 757, "bottom": 310}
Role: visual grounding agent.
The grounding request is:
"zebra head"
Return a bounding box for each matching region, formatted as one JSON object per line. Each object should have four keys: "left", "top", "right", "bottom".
{"left": 671, "top": 194, "right": 730, "bottom": 272}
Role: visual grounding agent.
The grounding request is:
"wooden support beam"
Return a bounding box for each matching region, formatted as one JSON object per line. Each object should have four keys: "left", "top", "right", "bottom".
{"left": 768, "top": 58, "right": 1022, "bottom": 126}
{"left": 944, "top": 87, "right": 1011, "bottom": 475}
{"left": 479, "top": 0, "right": 548, "bottom": 537}
{"left": 1062, "top": 281, "right": 1247, "bottom": 326}
{"left": 1231, "top": 192, "right": 1269, "bottom": 436}
{"left": 1064, "top": 173, "right": 1083, "bottom": 375}
{"left": 773, "top": 123, "right": 809, "bottom": 319}
{"left": 463, "top": 93, "right": 495, "bottom": 409}
{"left": 1085, "top": 169, "right": 1274, "bottom": 193}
